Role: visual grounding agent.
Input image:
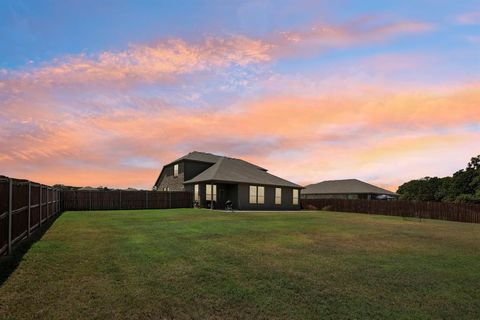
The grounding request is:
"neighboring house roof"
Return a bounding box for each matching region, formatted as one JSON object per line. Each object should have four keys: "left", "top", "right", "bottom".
{"left": 182, "top": 155, "right": 301, "bottom": 188}
{"left": 78, "top": 186, "right": 98, "bottom": 191}
{"left": 303, "top": 179, "right": 398, "bottom": 196}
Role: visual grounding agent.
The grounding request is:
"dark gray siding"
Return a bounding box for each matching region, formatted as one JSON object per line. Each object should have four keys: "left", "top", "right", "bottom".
{"left": 216, "top": 183, "right": 238, "bottom": 209}
{"left": 237, "top": 184, "right": 301, "bottom": 210}
{"left": 184, "top": 161, "right": 214, "bottom": 181}
{"left": 225, "top": 184, "right": 238, "bottom": 209}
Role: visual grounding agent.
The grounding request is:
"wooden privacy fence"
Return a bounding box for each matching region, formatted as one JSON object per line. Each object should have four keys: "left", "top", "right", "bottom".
{"left": 301, "top": 198, "right": 480, "bottom": 224}
{"left": 62, "top": 190, "right": 193, "bottom": 211}
{"left": 0, "top": 176, "right": 61, "bottom": 256}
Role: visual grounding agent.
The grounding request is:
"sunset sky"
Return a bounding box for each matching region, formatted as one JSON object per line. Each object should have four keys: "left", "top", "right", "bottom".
{"left": 1, "top": 1, "right": 479, "bottom": 190}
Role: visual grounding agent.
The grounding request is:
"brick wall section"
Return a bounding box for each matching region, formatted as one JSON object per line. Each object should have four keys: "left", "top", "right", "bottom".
{"left": 157, "top": 172, "right": 185, "bottom": 191}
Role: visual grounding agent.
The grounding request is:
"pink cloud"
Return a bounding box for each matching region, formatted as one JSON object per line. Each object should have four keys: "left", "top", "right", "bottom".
{"left": 1, "top": 81, "right": 479, "bottom": 190}
{"left": 0, "top": 36, "right": 272, "bottom": 93}
{"left": 273, "top": 18, "right": 432, "bottom": 56}
{"left": 457, "top": 12, "right": 480, "bottom": 25}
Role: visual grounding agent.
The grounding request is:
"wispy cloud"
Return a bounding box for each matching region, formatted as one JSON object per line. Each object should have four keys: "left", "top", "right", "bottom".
{"left": 273, "top": 18, "right": 432, "bottom": 57}
{"left": 0, "top": 36, "right": 272, "bottom": 92}
{"left": 457, "top": 12, "right": 480, "bottom": 25}
{"left": 465, "top": 35, "right": 480, "bottom": 44}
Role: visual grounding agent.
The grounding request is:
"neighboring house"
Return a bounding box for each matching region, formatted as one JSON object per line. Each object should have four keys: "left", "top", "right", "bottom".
{"left": 154, "top": 151, "right": 302, "bottom": 210}
{"left": 302, "top": 179, "right": 398, "bottom": 200}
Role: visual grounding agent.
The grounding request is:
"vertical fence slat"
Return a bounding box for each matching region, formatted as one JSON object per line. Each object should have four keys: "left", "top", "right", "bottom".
{"left": 47, "top": 187, "right": 49, "bottom": 219}
{"left": 40, "top": 186, "right": 43, "bottom": 225}
{"left": 7, "top": 178, "right": 13, "bottom": 254}
{"left": 28, "top": 182, "right": 31, "bottom": 237}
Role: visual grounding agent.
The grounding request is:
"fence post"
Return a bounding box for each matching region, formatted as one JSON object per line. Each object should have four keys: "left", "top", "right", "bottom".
{"left": 39, "top": 186, "right": 42, "bottom": 226}
{"left": 89, "top": 191, "right": 92, "bottom": 211}
{"left": 119, "top": 190, "right": 122, "bottom": 210}
{"left": 169, "top": 191, "right": 172, "bottom": 209}
{"left": 47, "top": 187, "right": 49, "bottom": 219}
{"left": 7, "top": 178, "right": 12, "bottom": 255}
{"left": 28, "top": 181, "right": 31, "bottom": 237}
{"left": 146, "top": 190, "right": 148, "bottom": 209}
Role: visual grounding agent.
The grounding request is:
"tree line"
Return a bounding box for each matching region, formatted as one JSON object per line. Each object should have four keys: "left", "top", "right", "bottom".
{"left": 397, "top": 155, "right": 480, "bottom": 203}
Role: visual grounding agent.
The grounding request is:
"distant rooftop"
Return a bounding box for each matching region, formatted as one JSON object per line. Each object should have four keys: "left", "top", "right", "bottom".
{"left": 303, "top": 179, "right": 397, "bottom": 196}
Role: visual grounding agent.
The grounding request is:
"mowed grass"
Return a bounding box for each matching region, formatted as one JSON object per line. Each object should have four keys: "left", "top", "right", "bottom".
{"left": 1, "top": 209, "right": 480, "bottom": 319}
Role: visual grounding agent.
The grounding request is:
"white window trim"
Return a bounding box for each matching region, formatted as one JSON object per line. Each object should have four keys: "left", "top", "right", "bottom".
{"left": 173, "top": 164, "right": 179, "bottom": 177}
{"left": 194, "top": 184, "right": 199, "bottom": 201}
{"left": 249, "top": 186, "right": 257, "bottom": 204}
{"left": 275, "top": 188, "right": 282, "bottom": 205}
{"left": 293, "top": 189, "right": 299, "bottom": 205}
{"left": 249, "top": 186, "right": 265, "bottom": 204}
{"left": 258, "top": 186, "right": 265, "bottom": 204}
{"left": 206, "top": 184, "right": 217, "bottom": 201}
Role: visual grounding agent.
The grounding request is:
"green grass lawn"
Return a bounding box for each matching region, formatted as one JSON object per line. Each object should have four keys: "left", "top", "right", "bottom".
{"left": 1, "top": 209, "right": 479, "bottom": 319}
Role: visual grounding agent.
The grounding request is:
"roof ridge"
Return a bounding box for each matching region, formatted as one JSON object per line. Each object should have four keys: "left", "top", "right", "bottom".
{"left": 209, "top": 157, "right": 224, "bottom": 177}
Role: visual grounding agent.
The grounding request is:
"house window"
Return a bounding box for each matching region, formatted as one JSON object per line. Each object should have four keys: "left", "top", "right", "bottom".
{"left": 258, "top": 186, "right": 265, "bottom": 204}
{"left": 173, "top": 164, "right": 179, "bottom": 177}
{"left": 249, "top": 186, "right": 264, "bottom": 204}
{"left": 249, "top": 186, "right": 257, "bottom": 204}
{"left": 206, "top": 184, "right": 217, "bottom": 201}
{"left": 194, "top": 184, "right": 199, "bottom": 201}
{"left": 293, "top": 189, "right": 299, "bottom": 205}
{"left": 275, "top": 188, "right": 282, "bottom": 205}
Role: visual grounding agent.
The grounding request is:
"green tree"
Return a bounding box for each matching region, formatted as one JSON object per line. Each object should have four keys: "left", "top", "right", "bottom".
{"left": 397, "top": 177, "right": 445, "bottom": 201}
{"left": 397, "top": 155, "right": 480, "bottom": 203}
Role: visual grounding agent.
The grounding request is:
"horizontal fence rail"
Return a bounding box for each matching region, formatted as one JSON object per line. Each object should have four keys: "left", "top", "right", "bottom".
{"left": 301, "top": 198, "right": 480, "bottom": 224}
{"left": 62, "top": 190, "right": 193, "bottom": 211}
{"left": 0, "top": 176, "right": 61, "bottom": 256}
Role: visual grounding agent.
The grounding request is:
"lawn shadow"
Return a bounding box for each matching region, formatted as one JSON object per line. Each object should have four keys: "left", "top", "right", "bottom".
{"left": 0, "top": 214, "right": 61, "bottom": 286}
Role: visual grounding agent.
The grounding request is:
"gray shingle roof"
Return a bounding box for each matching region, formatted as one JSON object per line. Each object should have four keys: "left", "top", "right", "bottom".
{"left": 166, "top": 151, "right": 221, "bottom": 165}
{"left": 183, "top": 156, "right": 301, "bottom": 188}
{"left": 166, "top": 151, "right": 267, "bottom": 171}
{"left": 165, "top": 151, "right": 267, "bottom": 171}
{"left": 303, "top": 179, "right": 397, "bottom": 196}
